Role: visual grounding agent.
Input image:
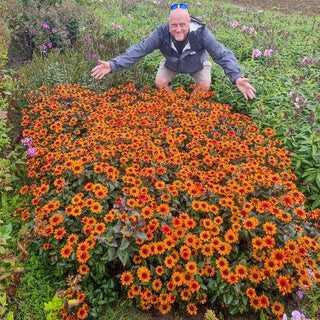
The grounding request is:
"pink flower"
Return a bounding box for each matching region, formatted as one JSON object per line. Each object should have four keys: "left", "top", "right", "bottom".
{"left": 252, "top": 49, "right": 261, "bottom": 58}
{"left": 196, "top": 2, "right": 201, "bottom": 5}
{"left": 42, "top": 24, "right": 50, "bottom": 29}
{"left": 52, "top": 28, "right": 58, "bottom": 34}
{"left": 264, "top": 49, "right": 273, "bottom": 57}
{"left": 228, "top": 21, "right": 239, "bottom": 28}
{"left": 128, "top": 14, "right": 133, "bottom": 19}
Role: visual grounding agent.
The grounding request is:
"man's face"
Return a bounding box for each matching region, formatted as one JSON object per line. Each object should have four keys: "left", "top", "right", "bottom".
{"left": 169, "top": 9, "right": 190, "bottom": 41}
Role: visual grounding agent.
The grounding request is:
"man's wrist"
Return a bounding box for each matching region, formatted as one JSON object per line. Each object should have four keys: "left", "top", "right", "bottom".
{"left": 235, "top": 77, "right": 243, "bottom": 85}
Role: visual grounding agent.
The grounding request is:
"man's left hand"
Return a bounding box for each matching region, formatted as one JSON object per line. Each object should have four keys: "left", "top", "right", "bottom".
{"left": 235, "top": 77, "right": 256, "bottom": 100}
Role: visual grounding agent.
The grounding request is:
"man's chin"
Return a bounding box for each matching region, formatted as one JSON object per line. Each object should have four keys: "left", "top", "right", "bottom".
{"left": 173, "top": 35, "right": 185, "bottom": 41}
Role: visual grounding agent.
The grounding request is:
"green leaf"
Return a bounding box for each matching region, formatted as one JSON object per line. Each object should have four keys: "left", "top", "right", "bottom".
{"left": 315, "top": 173, "right": 320, "bottom": 189}
{"left": 117, "top": 250, "right": 129, "bottom": 266}
{"left": 119, "top": 238, "right": 130, "bottom": 251}
{"left": 0, "top": 224, "right": 12, "bottom": 241}
{"left": 100, "top": 247, "right": 117, "bottom": 262}
{"left": 311, "top": 197, "right": 320, "bottom": 210}
{"left": 135, "top": 231, "right": 149, "bottom": 241}
{"left": 260, "top": 310, "right": 267, "bottom": 320}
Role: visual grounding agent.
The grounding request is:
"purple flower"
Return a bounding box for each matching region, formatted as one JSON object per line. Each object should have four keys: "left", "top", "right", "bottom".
{"left": 283, "top": 314, "right": 288, "bottom": 320}
{"left": 306, "top": 268, "right": 314, "bottom": 277}
{"left": 87, "top": 51, "right": 95, "bottom": 59}
{"left": 117, "top": 24, "right": 122, "bottom": 29}
{"left": 52, "top": 28, "right": 58, "bottom": 34}
{"left": 85, "top": 34, "right": 91, "bottom": 42}
{"left": 110, "top": 22, "right": 116, "bottom": 28}
{"left": 2, "top": 114, "right": 7, "bottom": 119}
{"left": 42, "top": 23, "right": 50, "bottom": 29}
{"left": 241, "top": 25, "right": 249, "bottom": 32}
{"left": 21, "top": 137, "right": 33, "bottom": 147}
{"left": 26, "top": 147, "right": 37, "bottom": 157}
{"left": 252, "top": 49, "right": 262, "bottom": 58}
{"left": 296, "top": 288, "right": 304, "bottom": 299}
{"left": 291, "top": 310, "right": 305, "bottom": 320}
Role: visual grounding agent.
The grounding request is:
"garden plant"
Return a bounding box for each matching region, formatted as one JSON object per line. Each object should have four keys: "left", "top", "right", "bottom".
{"left": 0, "top": 0, "right": 320, "bottom": 320}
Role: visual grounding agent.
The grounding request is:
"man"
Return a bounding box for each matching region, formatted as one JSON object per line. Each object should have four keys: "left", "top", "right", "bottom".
{"left": 91, "top": 3, "right": 256, "bottom": 100}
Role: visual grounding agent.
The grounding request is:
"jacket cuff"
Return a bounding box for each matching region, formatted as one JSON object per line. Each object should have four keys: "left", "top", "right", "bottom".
{"left": 232, "top": 75, "right": 243, "bottom": 85}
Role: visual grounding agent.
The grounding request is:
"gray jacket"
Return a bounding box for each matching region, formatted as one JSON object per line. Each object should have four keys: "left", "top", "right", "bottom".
{"left": 108, "top": 17, "right": 242, "bottom": 84}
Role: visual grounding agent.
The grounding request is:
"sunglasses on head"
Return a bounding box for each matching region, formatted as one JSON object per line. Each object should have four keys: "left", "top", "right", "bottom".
{"left": 170, "top": 3, "right": 188, "bottom": 10}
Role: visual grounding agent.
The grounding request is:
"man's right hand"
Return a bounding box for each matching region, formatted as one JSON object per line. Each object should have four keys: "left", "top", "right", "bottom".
{"left": 91, "top": 60, "right": 112, "bottom": 79}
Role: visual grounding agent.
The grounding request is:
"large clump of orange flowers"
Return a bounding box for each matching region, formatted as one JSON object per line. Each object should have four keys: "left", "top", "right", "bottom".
{"left": 16, "top": 83, "right": 320, "bottom": 319}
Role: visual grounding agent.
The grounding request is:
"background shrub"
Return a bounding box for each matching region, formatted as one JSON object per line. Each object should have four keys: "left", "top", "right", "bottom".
{"left": 5, "top": 0, "right": 97, "bottom": 59}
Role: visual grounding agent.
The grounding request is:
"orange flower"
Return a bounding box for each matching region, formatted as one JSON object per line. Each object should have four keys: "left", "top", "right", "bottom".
{"left": 48, "top": 213, "right": 64, "bottom": 226}
{"left": 94, "top": 222, "right": 106, "bottom": 234}
{"left": 185, "top": 261, "right": 197, "bottom": 274}
{"left": 152, "top": 279, "right": 162, "bottom": 292}
{"left": 156, "top": 203, "right": 170, "bottom": 216}
{"left": 189, "top": 280, "right": 200, "bottom": 293}
{"left": 276, "top": 275, "right": 293, "bottom": 295}
{"left": 60, "top": 244, "right": 72, "bottom": 258}
{"left": 76, "top": 250, "right": 90, "bottom": 264}
{"left": 263, "top": 222, "right": 277, "bottom": 235}
{"left": 78, "top": 264, "right": 89, "bottom": 275}
{"left": 227, "top": 272, "right": 239, "bottom": 285}
{"left": 155, "top": 266, "right": 164, "bottom": 276}
{"left": 54, "top": 227, "right": 66, "bottom": 240}
{"left": 137, "top": 266, "right": 151, "bottom": 283}
{"left": 258, "top": 295, "right": 269, "bottom": 308}
{"left": 224, "top": 229, "right": 238, "bottom": 243}
{"left": 271, "top": 301, "right": 284, "bottom": 317}
{"left": 171, "top": 272, "right": 183, "bottom": 286}
{"left": 180, "top": 288, "right": 192, "bottom": 301}
{"left": 139, "top": 244, "right": 151, "bottom": 258}
{"left": 120, "top": 271, "right": 134, "bottom": 286}
{"left": 235, "top": 264, "right": 247, "bottom": 279}
{"left": 243, "top": 217, "right": 259, "bottom": 231}
{"left": 186, "top": 302, "right": 197, "bottom": 315}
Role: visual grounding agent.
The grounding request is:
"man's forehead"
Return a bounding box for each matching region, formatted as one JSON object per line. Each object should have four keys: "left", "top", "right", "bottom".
{"left": 169, "top": 8, "right": 190, "bottom": 22}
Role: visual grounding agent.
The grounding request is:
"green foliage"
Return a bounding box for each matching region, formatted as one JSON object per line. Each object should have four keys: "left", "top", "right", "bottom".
{"left": 43, "top": 294, "right": 65, "bottom": 320}
{"left": 12, "top": 250, "right": 62, "bottom": 320}
{"left": 0, "top": 221, "right": 24, "bottom": 320}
